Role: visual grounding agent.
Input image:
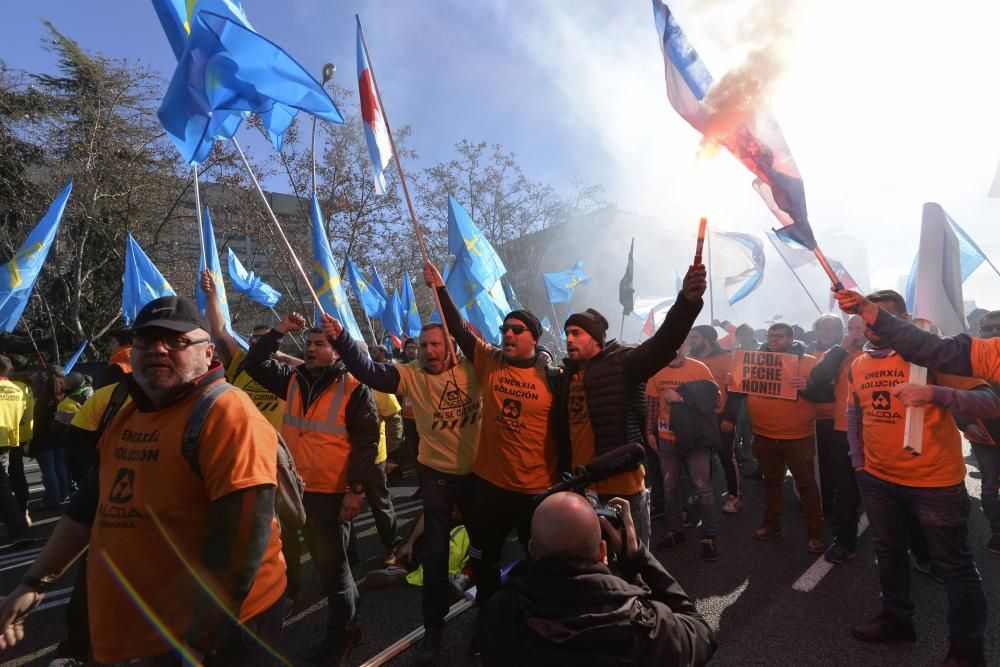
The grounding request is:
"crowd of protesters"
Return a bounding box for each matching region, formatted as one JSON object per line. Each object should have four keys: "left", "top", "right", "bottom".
{"left": 0, "top": 272, "right": 996, "bottom": 666}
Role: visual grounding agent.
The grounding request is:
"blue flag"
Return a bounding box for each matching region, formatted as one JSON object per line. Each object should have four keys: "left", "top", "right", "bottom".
{"left": 447, "top": 261, "right": 503, "bottom": 345}
{"left": 400, "top": 272, "right": 422, "bottom": 337}
{"left": 157, "top": 5, "right": 344, "bottom": 164}
{"left": 945, "top": 214, "right": 990, "bottom": 282}
{"left": 123, "top": 234, "right": 176, "bottom": 325}
{"left": 502, "top": 278, "right": 523, "bottom": 310}
{"left": 380, "top": 288, "right": 403, "bottom": 337}
{"left": 345, "top": 256, "right": 386, "bottom": 318}
{"left": 64, "top": 339, "right": 88, "bottom": 374}
{"left": 194, "top": 208, "right": 233, "bottom": 325}
{"left": 369, "top": 265, "right": 391, "bottom": 304}
{"left": 227, "top": 248, "right": 281, "bottom": 308}
{"left": 0, "top": 182, "right": 73, "bottom": 332}
{"left": 310, "top": 196, "right": 362, "bottom": 339}
{"left": 542, "top": 261, "right": 591, "bottom": 304}
{"left": 448, "top": 196, "right": 506, "bottom": 292}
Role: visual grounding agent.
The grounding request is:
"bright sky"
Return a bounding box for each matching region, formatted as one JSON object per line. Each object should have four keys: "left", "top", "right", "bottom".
{"left": 4, "top": 0, "right": 1000, "bottom": 322}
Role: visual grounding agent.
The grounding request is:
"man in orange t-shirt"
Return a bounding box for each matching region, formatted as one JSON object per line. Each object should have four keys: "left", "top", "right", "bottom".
{"left": 427, "top": 263, "right": 557, "bottom": 608}
{"left": 0, "top": 297, "right": 286, "bottom": 664}
{"left": 738, "top": 323, "right": 825, "bottom": 553}
{"left": 844, "top": 290, "right": 998, "bottom": 665}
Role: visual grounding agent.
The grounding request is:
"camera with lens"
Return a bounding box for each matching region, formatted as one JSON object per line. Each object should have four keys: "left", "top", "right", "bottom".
{"left": 582, "top": 489, "right": 623, "bottom": 530}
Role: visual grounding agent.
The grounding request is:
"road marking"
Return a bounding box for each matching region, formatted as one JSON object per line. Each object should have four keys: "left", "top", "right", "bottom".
{"left": 792, "top": 513, "right": 869, "bottom": 592}
{"left": 358, "top": 598, "right": 476, "bottom": 666}
{"left": 0, "top": 547, "right": 44, "bottom": 567}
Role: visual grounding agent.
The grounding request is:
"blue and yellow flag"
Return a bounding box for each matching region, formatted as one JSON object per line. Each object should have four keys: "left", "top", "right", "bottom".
{"left": 447, "top": 196, "right": 505, "bottom": 293}
{"left": 227, "top": 248, "right": 280, "bottom": 308}
{"left": 400, "top": 271, "right": 422, "bottom": 337}
{"left": 194, "top": 207, "right": 248, "bottom": 347}
{"left": 542, "top": 260, "right": 591, "bottom": 305}
{"left": 380, "top": 288, "right": 403, "bottom": 337}
{"left": 310, "top": 195, "right": 362, "bottom": 340}
{"left": 446, "top": 260, "right": 503, "bottom": 345}
{"left": 156, "top": 1, "right": 343, "bottom": 164}
{"left": 345, "top": 256, "right": 386, "bottom": 318}
{"left": 0, "top": 182, "right": 73, "bottom": 332}
{"left": 122, "top": 234, "right": 176, "bottom": 326}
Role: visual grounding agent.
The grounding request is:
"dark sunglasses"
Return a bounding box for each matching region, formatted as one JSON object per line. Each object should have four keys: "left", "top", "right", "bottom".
{"left": 499, "top": 324, "right": 528, "bottom": 335}
{"left": 980, "top": 324, "right": 1000, "bottom": 334}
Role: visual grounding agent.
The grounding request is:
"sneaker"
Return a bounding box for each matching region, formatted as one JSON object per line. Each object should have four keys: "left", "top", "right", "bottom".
{"left": 824, "top": 542, "right": 856, "bottom": 564}
{"left": 656, "top": 531, "right": 687, "bottom": 551}
{"left": 415, "top": 627, "right": 444, "bottom": 665}
{"left": 701, "top": 538, "right": 719, "bottom": 561}
{"left": 942, "top": 642, "right": 987, "bottom": 667}
{"left": 987, "top": 534, "right": 1000, "bottom": 555}
{"left": 753, "top": 525, "right": 782, "bottom": 541}
{"left": 382, "top": 545, "right": 399, "bottom": 567}
{"left": 722, "top": 496, "right": 743, "bottom": 514}
{"left": 851, "top": 611, "right": 917, "bottom": 643}
{"left": 365, "top": 565, "right": 408, "bottom": 588}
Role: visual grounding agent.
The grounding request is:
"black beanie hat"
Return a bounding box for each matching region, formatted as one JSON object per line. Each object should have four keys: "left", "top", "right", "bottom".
{"left": 505, "top": 310, "right": 543, "bottom": 340}
{"left": 565, "top": 308, "right": 609, "bottom": 346}
{"left": 691, "top": 324, "right": 718, "bottom": 343}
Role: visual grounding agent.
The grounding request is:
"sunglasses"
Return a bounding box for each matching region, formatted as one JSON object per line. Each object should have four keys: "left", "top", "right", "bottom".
{"left": 980, "top": 324, "right": 1000, "bottom": 334}
{"left": 499, "top": 324, "right": 528, "bottom": 335}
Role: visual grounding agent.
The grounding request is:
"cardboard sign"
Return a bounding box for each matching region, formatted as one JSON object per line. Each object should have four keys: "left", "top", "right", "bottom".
{"left": 728, "top": 350, "right": 799, "bottom": 400}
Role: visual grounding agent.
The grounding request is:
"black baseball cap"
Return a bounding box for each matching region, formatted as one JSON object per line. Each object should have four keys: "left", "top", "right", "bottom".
{"left": 132, "top": 296, "right": 210, "bottom": 334}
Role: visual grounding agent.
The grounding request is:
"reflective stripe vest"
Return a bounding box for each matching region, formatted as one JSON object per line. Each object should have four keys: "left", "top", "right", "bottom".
{"left": 281, "top": 372, "right": 359, "bottom": 493}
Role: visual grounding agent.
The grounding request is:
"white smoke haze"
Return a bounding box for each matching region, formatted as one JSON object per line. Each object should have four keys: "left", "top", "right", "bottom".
{"left": 485, "top": 0, "right": 1000, "bottom": 331}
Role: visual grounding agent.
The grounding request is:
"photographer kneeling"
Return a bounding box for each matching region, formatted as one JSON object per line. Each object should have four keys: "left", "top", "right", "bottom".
{"left": 477, "top": 493, "right": 717, "bottom": 665}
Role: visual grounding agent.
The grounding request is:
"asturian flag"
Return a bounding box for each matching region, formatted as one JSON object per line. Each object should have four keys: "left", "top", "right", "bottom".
{"left": 711, "top": 230, "right": 765, "bottom": 305}
{"left": 356, "top": 17, "right": 393, "bottom": 195}
{"left": 905, "top": 203, "right": 968, "bottom": 335}
{"left": 652, "top": 0, "right": 815, "bottom": 250}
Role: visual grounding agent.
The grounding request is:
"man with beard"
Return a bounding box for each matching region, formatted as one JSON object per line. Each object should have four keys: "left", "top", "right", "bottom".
{"left": 839, "top": 290, "right": 999, "bottom": 666}
{"left": 423, "top": 263, "right": 557, "bottom": 612}
{"left": 552, "top": 265, "right": 707, "bottom": 547}
{"left": 245, "top": 312, "right": 379, "bottom": 666}
{"left": 320, "top": 316, "right": 482, "bottom": 664}
{"left": 0, "top": 297, "right": 287, "bottom": 664}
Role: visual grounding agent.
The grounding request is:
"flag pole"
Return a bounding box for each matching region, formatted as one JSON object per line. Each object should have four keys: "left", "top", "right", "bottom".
{"left": 312, "top": 63, "right": 337, "bottom": 197}
{"left": 19, "top": 316, "right": 46, "bottom": 368}
{"left": 812, "top": 246, "right": 845, "bottom": 291}
{"left": 765, "top": 233, "right": 823, "bottom": 315}
{"left": 706, "top": 223, "right": 716, "bottom": 323}
{"left": 192, "top": 165, "right": 207, "bottom": 272}
{"left": 230, "top": 138, "right": 326, "bottom": 316}
{"left": 355, "top": 15, "right": 454, "bottom": 355}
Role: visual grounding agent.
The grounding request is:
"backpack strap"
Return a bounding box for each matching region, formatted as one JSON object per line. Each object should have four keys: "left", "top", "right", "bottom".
{"left": 181, "top": 382, "right": 235, "bottom": 476}
{"left": 99, "top": 382, "right": 133, "bottom": 433}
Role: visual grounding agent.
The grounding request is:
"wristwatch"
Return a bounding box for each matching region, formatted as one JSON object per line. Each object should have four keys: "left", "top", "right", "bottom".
{"left": 20, "top": 574, "right": 55, "bottom": 593}
{"left": 348, "top": 483, "right": 364, "bottom": 495}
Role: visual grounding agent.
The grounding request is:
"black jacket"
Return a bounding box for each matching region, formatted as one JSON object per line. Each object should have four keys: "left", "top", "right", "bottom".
{"left": 669, "top": 380, "right": 722, "bottom": 455}
{"left": 478, "top": 547, "right": 716, "bottom": 666}
{"left": 551, "top": 294, "right": 702, "bottom": 472}
{"left": 244, "top": 329, "right": 379, "bottom": 487}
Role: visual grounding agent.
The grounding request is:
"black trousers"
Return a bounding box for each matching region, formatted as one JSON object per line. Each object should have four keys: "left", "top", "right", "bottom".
{"left": 470, "top": 476, "right": 535, "bottom": 606}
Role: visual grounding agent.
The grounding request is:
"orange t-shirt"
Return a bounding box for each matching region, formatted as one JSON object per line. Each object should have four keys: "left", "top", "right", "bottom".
{"left": 568, "top": 370, "right": 644, "bottom": 496}
{"left": 970, "top": 337, "right": 1000, "bottom": 382}
{"left": 471, "top": 338, "right": 556, "bottom": 494}
{"left": 849, "top": 351, "right": 983, "bottom": 487}
{"left": 833, "top": 349, "right": 864, "bottom": 432}
{"left": 746, "top": 353, "right": 818, "bottom": 440}
{"left": 88, "top": 381, "right": 286, "bottom": 663}
{"left": 691, "top": 352, "right": 732, "bottom": 415}
{"left": 645, "top": 357, "right": 718, "bottom": 439}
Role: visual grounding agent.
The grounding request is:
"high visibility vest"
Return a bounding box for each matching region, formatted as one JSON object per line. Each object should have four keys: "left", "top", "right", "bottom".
{"left": 109, "top": 347, "right": 132, "bottom": 375}
{"left": 281, "top": 372, "right": 359, "bottom": 493}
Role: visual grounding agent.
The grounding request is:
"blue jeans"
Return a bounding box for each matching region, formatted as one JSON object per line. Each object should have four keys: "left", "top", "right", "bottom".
{"left": 659, "top": 438, "right": 717, "bottom": 539}
{"left": 857, "top": 470, "right": 987, "bottom": 650}
{"left": 418, "top": 463, "right": 477, "bottom": 629}
{"left": 971, "top": 443, "right": 1000, "bottom": 536}
{"left": 36, "top": 447, "right": 70, "bottom": 508}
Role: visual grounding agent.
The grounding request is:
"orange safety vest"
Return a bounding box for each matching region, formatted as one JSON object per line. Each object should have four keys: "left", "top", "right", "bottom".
{"left": 281, "top": 372, "right": 359, "bottom": 493}
{"left": 109, "top": 347, "right": 132, "bottom": 374}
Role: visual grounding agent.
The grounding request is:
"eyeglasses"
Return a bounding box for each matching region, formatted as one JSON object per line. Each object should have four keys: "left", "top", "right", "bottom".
{"left": 132, "top": 332, "right": 211, "bottom": 351}
{"left": 499, "top": 324, "right": 528, "bottom": 335}
{"left": 980, "top": 324, "right": 1000, "bottom": 334}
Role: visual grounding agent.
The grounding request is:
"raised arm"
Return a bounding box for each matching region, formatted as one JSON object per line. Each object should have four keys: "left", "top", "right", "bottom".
{"left": 242, "top": 312, "right": 305, "bottom": 399}
{"left": 320, "top": 315, "right": 402, "bottom": 394}
{"left": 200, "top": 269, "right": 240, "bottom": 366}
{"left": 424, "top": 261, "right": 478, "bottom": 359}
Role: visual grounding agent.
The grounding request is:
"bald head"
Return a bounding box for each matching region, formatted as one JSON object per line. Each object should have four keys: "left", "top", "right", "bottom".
{"left": 529, "top": 492, "right": 604, "bottom": 563}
